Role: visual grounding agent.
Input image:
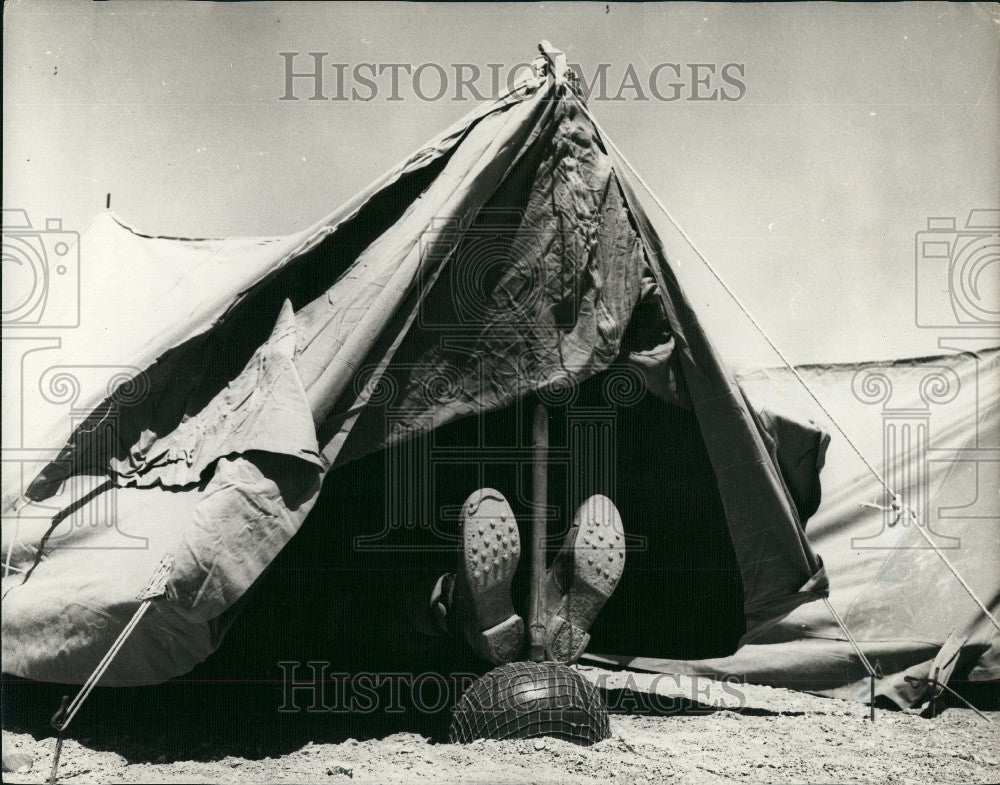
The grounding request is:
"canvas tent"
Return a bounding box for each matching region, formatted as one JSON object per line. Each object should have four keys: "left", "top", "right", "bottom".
{"left": 2, "top": 46, "right": 996, "bottom": 710}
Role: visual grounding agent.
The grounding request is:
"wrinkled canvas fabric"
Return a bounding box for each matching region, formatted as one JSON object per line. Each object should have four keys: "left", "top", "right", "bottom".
{"left": 3, "top": 70, "right": 830, "bottom": 685}
{"left": 334, "top": 97, "right": 655, "bottom": 464}
{"left": 111, "top": 300, "right": 322, "bottom": 488}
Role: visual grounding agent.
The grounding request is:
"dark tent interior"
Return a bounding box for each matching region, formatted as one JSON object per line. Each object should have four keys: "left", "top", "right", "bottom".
{"left": 226, "top": 369, "right": 746, "bottom": 675}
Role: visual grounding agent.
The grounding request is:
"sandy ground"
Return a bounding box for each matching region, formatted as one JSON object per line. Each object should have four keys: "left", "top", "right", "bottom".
{"left": 3, "top": 669, "right": 998, "bottom": 784}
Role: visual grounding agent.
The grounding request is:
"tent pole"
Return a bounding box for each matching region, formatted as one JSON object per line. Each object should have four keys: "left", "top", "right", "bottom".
{"left": 527, "top": 397, "right": 549, "bottom": 661}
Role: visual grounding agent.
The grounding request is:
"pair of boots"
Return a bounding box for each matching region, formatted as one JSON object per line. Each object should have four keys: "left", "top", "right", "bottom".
{"left": 429, "top": 490, "right": 625, "bottom": 665}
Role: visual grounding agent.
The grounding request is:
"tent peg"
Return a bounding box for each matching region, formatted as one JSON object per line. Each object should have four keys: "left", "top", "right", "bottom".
{"left": 869, "top": 675, "right": 875, "bottom": 723}
{"left": 47, "top": 695, "right": 69, "bottom": 784}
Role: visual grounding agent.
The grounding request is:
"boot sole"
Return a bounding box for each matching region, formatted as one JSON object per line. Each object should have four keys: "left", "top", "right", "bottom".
{"left": 545, "top": 495, "right": 625, "bottom": 663}
{"left": 459, "top": 488, "right": 523, "bottom": 664}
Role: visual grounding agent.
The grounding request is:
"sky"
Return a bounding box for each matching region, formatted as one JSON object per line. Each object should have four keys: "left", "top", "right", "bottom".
{"left": 3, "top": 1, "right": 998, "bottom": 365}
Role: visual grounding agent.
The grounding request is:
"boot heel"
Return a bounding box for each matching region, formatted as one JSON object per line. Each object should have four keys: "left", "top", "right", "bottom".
{"left": 543, "top": 614, "right": 590, "bottom": 664}
{"left": 475, "top": 613, "right": 525, "bottom": 664}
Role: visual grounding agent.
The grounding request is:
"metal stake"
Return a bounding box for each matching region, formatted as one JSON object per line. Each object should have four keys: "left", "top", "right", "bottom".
{"left": 527, "top": 398, "right": 549, "bottom": 661}
{"left": 904, "top": 675, "right": 994, "bottom": 724}
{"left": 869, "top": 674, "right": 875, "bottom": 722}
{"left": 48, "top": 695, "right": 69, "bottom": 785}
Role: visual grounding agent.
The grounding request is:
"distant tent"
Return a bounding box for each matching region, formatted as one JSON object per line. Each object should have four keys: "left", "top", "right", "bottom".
{"left": 2, "top": 45, "right": 995, "bottom": 709}
{"left": 592, "top": 348, "right": 999, "bottom": 706}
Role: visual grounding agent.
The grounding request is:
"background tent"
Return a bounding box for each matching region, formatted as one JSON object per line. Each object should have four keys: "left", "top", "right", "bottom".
{"left": 592, "top": 348, "right": 999, "bottom": 708}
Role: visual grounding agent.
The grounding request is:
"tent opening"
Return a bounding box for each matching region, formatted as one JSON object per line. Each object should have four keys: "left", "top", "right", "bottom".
{"left": 196, "top": 366, "right": 745, "bottom": 680}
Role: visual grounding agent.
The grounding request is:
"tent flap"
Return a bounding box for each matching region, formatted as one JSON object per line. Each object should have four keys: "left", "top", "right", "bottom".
{"left": 110, "top": 300, "right": 321, "bottom": 488}
{"left": 608, "top": 150, "right": 828, "bottom": 629}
